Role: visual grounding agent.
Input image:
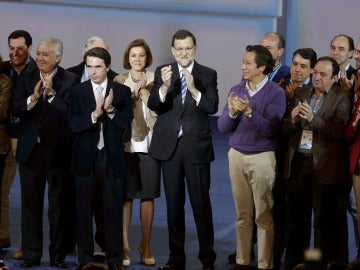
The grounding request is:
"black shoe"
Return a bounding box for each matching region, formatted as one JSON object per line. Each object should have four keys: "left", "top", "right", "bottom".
{"left": 93, "top": 252, "right": 106, "bottom": 263}
{"left": 19, "top": 260, "right": 40, "bottom": 268}
{"left": 50, "top": 260, "right": 67, "bottom": 268}
{"left": 107, "top": 264, "right": 124, "bottom": 270}
{"left": 328, "top": 263, "right": 346, "bottom": 270}
{"left": 228, "top": 252, "right": 236, "bottom": 264}
{"left": 229, "top": 264, "right": 251, "bottom": 270}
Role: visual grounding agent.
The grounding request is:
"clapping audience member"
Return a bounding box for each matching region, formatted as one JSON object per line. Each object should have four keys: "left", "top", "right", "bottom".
{"left": 113, "top": 39, "right": 160, "bottom": 267}
{"left": 13, "top": 38, "right": 78, "bottom": 268}
{"left": 148, "top": 29, "right": 218, "bottom": 270}
{"left": 68, "top": 47, "right": 132, "bottom": 270}
{"left": 218, "top": 45, "right": 286, "bottom": 270}
{"left": 282, "top": 57, "right": 351, "bottom": 270}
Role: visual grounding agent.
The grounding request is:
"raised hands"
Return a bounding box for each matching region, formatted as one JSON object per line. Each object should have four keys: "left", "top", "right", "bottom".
{"left": 160, "top": 65, "right": 172, "bottom": 95}
{"left": 227, "top": 92, "right": 251, "bottom": 117}
{"left": 134, "top": 72, "right": 147, "bottom": 98}
{"left": 31, "top": 79, "right": 45, "bottom": 103}
{"left": 285, "top": 82, "right": 298, "bottom": 100}
{"left": 339, "top": 67, "right": 354, "bottom": 92}
{"left": 292, "top": 101, "right": 314, "bottom": 123}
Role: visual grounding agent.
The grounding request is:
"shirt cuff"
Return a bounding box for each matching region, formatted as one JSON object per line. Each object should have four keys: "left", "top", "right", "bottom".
{"left": 91, "top": 112, "right": 97, "bottom": 123}
{"left": 194, "top": 92, "right": 201, "bottom": 105}
{"left": 228, "top": 112, "right": 238, "bottom": 119}
{"left": 27, "top": 96, "right": 37, "bottom": 110}
{"left": 159, "top": 89, "right": 166, "bottom": 103}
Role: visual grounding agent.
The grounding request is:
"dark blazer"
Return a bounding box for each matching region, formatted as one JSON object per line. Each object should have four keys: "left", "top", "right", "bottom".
{"left": 272, "top": 64, "right": 291, "bottom": 84}
{"left": 148, "top": 61, "right": 218, "bottom": 164}
{"left": 282, "top": 84, "right": 351, "bottom": 184}
{"left": 12, "top": 66, "right": 79, "bottom": 167}
{"left": 67, "top": 62, "right": 118, "bottom": 81}
{"left": 68, "top": 80, "right": 132, "bottom": 178}
{"left": 1, "top": 56, "right": 37, "bottom": 80}
{"left": 346, "top": 65, "right": 357, "bottom": 79}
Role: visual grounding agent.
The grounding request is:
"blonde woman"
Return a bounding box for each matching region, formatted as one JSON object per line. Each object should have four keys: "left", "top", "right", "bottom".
{"left": 114, "top": 39, "right": 160, "bottom": 267}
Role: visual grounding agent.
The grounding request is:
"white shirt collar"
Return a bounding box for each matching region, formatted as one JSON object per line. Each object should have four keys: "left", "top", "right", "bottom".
{"left": 177, "top": 61, "right": 194, "bottom": 75}
{"left": 246, "top": 76, "right": 269, "bottom": 97}
{"left": 91, "top": 79, "right": 108, "bottom": 96}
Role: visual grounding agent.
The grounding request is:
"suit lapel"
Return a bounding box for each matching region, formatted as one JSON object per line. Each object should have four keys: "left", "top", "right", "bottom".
{"left": 170, "top": 63, "right": 183, "bottom": 109}
{"left": 83, "top": 80, "right": 96, "bottom": 109}
{"left": 316, "top": 85, "right": 337, "bottom": 117}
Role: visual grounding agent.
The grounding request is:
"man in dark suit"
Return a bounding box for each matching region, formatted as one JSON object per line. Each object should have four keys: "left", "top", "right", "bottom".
{"left": 282, "top": 57, "right": 351, "bottom": 270}
{"left": 273, "top": 48, "right": 317, "bottom": 270}
{"left": 148, "top": 29, "right": 218, "bottom": 270}
{"left": 67, "top": 36, "right": 118, "bottom": 82}
{"left": 261, "top": 32, "right": 291, "bottom": 83}
{"left": 0, "top": 30, "right": 37, "bottom": 257}
{"left": 68, "top": 47, "right": 132, "bottom": 270}
{"left": 329, "top": 34, "right": 357, "bottom": 91}
{"left": 66, "top": 36, "right": 118, "bottom": 255}
{"left": 12, "top": 38, "right": 79, "bottom": 268}
{"left": 329, "top": 34, "right": 359, "bottom": 264}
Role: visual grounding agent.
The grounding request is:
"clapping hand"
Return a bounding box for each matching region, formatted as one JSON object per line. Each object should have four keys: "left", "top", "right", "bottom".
{"left": 339, "top": 67, "right": 354, "bottom": 92}
{"left": 299, "top": 101, "right": 314, "bottom": 122}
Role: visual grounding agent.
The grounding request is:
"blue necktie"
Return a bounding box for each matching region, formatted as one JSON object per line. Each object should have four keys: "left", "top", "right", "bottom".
{"left": 178, "top": 71, "right": 187, "bottom": 138}
{"left": 180, "top": 71, "right": 187, "bottom": 103}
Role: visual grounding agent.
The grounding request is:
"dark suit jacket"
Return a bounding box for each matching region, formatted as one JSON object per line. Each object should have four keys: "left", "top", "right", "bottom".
{"left": 282, "top": 84, "right": 351, "bottom": 184}
{"left": 12, "top": 66, "right": 79, "bottom": 167}
{"left": 148, "top": 61, "right": 218, "bottom": 164}
{"left": 67, "top": 62, "right": 118, "bottom": 81}
{"left": 271, "top": 64, "right": 291, "bottom": 84}
{"left": 68, "top": 80, "right": 132, "bottom": 178}
{"left": 1, "top": 56, "right": 37, "bottom": 81}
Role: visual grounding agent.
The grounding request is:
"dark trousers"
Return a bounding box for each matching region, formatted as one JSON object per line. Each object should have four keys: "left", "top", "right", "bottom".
{"left": 162, "top": 138, "right": 216, "bottom": 267}
{"left": 285, "top": 154, "right": 314, "bottom": 270}
{"left": 313, "top": 180, "right": 349, "bottom": 266}
{"left": 273, "top": 177, "right": 286, "bottom": 270}
{"left": 75, "top": 149, "right": 125, "bottom": 265}
{"left": 285, "top": 153, "right": 349, "bottom": 269}
{"left": 19, "top": 145, "right": 65, "bottom": 262}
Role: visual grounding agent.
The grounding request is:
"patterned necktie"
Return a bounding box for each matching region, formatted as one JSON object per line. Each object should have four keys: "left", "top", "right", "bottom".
{"left": 95, "top": 86, "right": 105, "bottom": 150}
{"left": 178, "top": 71, "right": 187, "bottom": 138}
{"left": 180, "top": 71, "right": 187, "bottom": 103}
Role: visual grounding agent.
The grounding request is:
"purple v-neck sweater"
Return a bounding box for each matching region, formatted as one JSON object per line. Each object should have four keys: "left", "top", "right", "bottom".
{"left": 218, "top": 80, "right": 286, "bottom": 154}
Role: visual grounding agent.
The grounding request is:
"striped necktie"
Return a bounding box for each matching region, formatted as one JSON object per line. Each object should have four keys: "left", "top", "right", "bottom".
{"left": 180, "top": 71, "right": 187, "bottom": 103}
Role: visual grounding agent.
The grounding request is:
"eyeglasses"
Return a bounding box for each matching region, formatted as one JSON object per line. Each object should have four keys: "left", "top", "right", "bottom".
{"left": 173, "top": 46, "right": 195, "bottom": 54}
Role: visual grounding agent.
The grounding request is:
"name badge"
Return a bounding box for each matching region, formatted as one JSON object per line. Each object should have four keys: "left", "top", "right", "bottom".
{"left": 299, "top": 130, "right": 313, "bottom": 150}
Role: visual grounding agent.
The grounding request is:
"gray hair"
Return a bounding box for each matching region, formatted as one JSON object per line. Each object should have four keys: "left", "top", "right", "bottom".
{"left": 38, "top": 37, "right": 63, "bottom": 56}
{"left": 83, "top": 36, "right": 109, "bottom": 55}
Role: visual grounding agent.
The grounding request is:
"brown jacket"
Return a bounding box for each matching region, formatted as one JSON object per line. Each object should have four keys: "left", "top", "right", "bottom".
{"left": 282, "top": 84, "right": 351, "bottom": 184}
{"left": 0, "top": 74, "right": 12, "bottom": 153}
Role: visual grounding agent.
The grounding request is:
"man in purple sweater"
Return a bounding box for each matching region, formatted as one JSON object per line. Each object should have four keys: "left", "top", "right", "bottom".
{"left": 218, "top": 45, "right": 286, "bottom": 270}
